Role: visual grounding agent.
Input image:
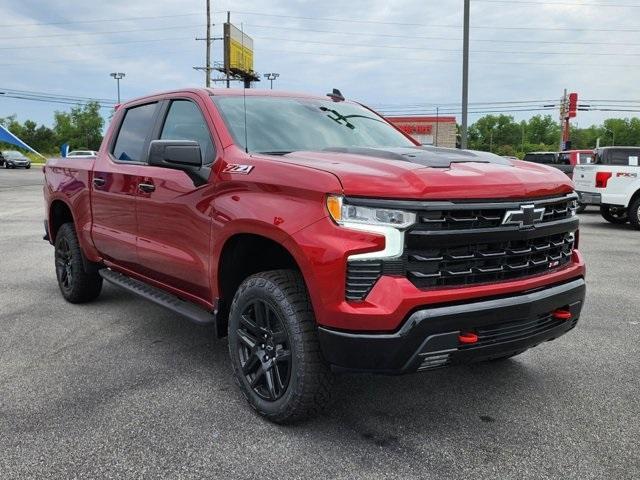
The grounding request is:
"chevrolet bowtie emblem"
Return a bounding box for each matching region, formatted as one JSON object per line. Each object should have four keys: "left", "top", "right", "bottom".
{"left": 502, "top": 204, "right": 545, "bottom": 228}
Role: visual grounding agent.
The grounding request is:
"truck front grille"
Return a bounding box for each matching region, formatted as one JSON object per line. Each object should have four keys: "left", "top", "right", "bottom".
{"left": 405, "top": 232, "right": 575, "bottom": 288}
{"left": 344, "top": 194, "right": 578, "bottom": 300}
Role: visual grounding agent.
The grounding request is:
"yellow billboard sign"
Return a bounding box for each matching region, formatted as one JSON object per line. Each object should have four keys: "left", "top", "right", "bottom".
{"left": 224, "top": 23, "right": 254, "bottom": 74}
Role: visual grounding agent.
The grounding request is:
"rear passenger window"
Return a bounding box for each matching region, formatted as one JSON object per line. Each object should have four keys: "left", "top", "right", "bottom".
{"left": 609, "top": 149, "right": 640, "bottom": 166}
{"left": 112, "top": 103, "right": 158, "bottom": 162}
{"left": 160, "top": 100, "right": 215, "bottom": 164}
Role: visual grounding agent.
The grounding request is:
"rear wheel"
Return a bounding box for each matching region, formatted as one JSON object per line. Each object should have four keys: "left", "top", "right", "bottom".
{"left": 228, "top": 270, "right": 333, "bottom": 423}
{"left": 628, "top": 197, "right": 640, "bottom": 230}
{"left": 54, "top": 223, "right": 103, "bottom": 303}
{"left": 600, "top": 205, "right": 628, "bottom": 224}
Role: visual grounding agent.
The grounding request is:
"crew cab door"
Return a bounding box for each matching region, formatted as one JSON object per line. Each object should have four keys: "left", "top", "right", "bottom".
{"left": 91, "top": 101, "right": 159, "bottom": 270}
{"left": 135, "top": 97, "right": 217, "bottom": 302}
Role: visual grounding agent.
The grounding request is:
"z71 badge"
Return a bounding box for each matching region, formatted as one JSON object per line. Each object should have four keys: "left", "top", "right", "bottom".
{"left": 223, "top": 164, "right": 254, "bottom": 174}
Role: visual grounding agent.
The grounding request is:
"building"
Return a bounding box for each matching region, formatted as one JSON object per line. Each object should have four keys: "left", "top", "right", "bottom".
{"left": 386, "top": 116, "right": 457, "bottom": 149}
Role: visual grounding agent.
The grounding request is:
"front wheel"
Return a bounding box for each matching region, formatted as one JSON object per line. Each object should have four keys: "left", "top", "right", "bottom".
{"left": 228, "top": 270, "right": 333, "bottom": 424}
{"left": 54, "top": 223, "right": 103, "bottom": 303}
{"left": 26, "top": 165, "right": 31, "bottom": 169}
{"left": 628, "top": 197, "right": 640, "bottom": 230}
{"left": 600, "top": 205, "right": 628, "bottom": 224}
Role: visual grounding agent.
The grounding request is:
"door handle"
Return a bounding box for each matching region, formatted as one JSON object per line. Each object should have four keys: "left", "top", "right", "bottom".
{"left": 138, "top": 183, "right": 155, "bottom": 193}
{"left": 92, "top": 177, "right": 105, "bottom": 187}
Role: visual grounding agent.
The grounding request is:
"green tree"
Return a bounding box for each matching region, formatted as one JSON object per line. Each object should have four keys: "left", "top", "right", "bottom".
{"left": 468, "top": 114, "right": 520, "bottom": 152}
{"left": 526, "top": 115, "right": 560, "bottom": 146}
{"left": 53, "top": 101, "right": 104, "bottom": 150}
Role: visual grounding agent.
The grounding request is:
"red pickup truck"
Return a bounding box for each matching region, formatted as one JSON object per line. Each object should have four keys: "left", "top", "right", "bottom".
{"left": 43, "top": 88, "right": 586, "bottom": 423}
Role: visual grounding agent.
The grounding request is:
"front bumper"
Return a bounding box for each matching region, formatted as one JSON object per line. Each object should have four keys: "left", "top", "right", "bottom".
{"left": 318, "top": 278, "right": 585, "bottom": 374}
{"left": 576, "top": 191, "right": 601, "bottom": 205}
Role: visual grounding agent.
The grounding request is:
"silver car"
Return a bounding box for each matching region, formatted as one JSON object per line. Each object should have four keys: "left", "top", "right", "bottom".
{"left": 1, "top": 150, "right": 31, "bottom": 169}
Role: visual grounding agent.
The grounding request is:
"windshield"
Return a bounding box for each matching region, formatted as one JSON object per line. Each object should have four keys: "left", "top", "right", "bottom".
{"left": 212, "top": 96, "right": 415, "bottom": 154}
{"left": 5, "top": 151, "right": 26, "bottom": 159}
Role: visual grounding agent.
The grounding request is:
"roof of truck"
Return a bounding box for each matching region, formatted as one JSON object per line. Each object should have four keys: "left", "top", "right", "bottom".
{"left": 119, "top": 88, "right": 344, "bottom": 109}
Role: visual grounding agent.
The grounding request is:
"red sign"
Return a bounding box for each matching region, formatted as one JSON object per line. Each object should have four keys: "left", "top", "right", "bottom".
{"left": 568, "top": 92, "right": 578, "bottom": 118}
{"left": 398, "top": 124, "right": 433, "bottom": 135}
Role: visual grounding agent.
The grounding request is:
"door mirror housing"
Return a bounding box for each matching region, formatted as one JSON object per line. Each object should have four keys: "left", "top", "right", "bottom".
{"left": 148, "top": 140, "right": 209, "bottom": 185}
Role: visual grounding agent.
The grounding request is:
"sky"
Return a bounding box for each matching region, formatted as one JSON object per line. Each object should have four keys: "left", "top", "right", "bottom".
{"left": 0, "top": 0, "right": 639, "bottom": 128}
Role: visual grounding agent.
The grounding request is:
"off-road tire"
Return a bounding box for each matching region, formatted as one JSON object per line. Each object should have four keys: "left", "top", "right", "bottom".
{"left": 54, "top": 223, "right": 103, "bottom": 303}
{"left": 600, "top": 205, "right": 628, "bottom": 224}
{"left": 628, "top": 197, "right": 640, "bottom": 230}
{"left": 228, "top": 269, "right": 333, "bottom": 424}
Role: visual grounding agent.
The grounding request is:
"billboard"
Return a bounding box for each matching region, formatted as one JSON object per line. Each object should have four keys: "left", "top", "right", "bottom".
{"left": 224, "top": 23, "right": 254, "bottom": 74}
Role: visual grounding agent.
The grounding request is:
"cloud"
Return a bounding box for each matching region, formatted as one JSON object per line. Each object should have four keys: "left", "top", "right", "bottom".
{"left": 0, "top": 0, "right": 638, "bottom": 126}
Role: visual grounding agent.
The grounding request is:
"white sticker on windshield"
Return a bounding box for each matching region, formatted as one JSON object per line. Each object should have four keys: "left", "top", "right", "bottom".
{"left": 629, "top": 156, "right": 638, "bottom": 166}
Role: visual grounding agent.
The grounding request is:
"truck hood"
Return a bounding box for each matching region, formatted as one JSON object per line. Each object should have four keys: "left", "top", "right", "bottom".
{"left": 268, "top": 147, "right": 574, "bottom": 200}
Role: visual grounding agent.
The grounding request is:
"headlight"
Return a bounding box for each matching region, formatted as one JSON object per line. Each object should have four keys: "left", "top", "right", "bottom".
{"left": 326, "top": 195, "right": 416, "bottom": 229}
{"left": 326, "top": 195, "right": 416, "bottom": 260}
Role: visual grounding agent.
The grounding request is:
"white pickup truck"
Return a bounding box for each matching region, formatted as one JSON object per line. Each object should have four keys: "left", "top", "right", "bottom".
{"left": 574, "top": 146, "right": 640, "bottom": 229}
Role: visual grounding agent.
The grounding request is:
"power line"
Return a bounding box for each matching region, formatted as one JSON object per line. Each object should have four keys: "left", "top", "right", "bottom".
{"left": 245, "top": 23, "right": 640, "bottom": 48}
{"left": 0, "top": 23, "right": 205, "bottom": 41}
{"left": 0, "top": 13, "right": 200, "bottom": 28}
{"left": 0, "top": 87, "right": 114, "bottom": 103}
{"left": 0, "top": 93, "right": 114, "bottom": 108}
{"left": 227, "top": 10, "right": 639, "bottom": 32}
{"left": 253, "top": 35, "right": 640, "bottom": 57}
{"left": 259, "top": 47, "right": 640, "bottom": 68}
{"left": 476, "top": 0, "right": 640, "bottom": 7}
{"left": 0, "top": 36, "right": 194, "bottom": 51}
{"left": 373, "top": 100, "right": 558, "bottom": 108}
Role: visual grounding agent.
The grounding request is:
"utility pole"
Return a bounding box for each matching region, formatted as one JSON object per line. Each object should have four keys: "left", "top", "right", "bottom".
{"left": 194, "top": 0, "right": 212, "bottom": 87}
{"left": 559, "top": 88, "right": 567, "bottom": 151}
{"left": 460, "top": 0, "right": 470, "bottom": 150}
{"left": 109, "top": 72, "right": 125, "bottom": 103}
{"left": 435, "top": 106, "right": 439, "bottom": 147}
{"left": 205, "top": 0, "right": 211, "bottom": 88}
{"left": 226, "top": 11, "right": 231, "bottom": 88}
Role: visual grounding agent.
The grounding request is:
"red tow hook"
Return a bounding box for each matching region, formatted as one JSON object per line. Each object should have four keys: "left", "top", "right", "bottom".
{"left": 458, "top": 332, "right": 479, "bottom": 344}
{"left": 552, "top": 309, "right": 572, "bottom": 320}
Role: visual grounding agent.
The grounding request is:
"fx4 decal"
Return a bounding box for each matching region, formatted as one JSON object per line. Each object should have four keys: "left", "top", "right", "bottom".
{"left": 223, "top": 164, "right": 254, "bottom": 174}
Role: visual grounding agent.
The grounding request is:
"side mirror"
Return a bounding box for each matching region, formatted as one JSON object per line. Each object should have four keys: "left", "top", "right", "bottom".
{"left": 148, "top": 140, "right": 209, "bottom": 185}
{"left": 149, "top": 140, "right": 202, "bottom": 168}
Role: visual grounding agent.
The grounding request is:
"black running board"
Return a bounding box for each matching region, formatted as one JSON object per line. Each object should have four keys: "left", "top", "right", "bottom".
{"left": 99, "top": 269, "right": 216, "bottom": 327}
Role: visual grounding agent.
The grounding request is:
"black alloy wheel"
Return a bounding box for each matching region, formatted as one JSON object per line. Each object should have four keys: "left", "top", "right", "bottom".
{"left": 55, "top": 236, "right": 74, "bottom": 295}
{"left": 236, "top": 299, "right": 292, "bottom": 402}
{"left": 228, "top": 270, "right": 333, "bottom": 423}
{"left": 600, "top": 205, "right": 628, "bottom": 224}
{"left": 53, "top": 223, "right": 103, "bottom": 303}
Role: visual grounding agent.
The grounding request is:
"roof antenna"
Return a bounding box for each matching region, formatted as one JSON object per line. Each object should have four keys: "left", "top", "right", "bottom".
{"left": 327, "top": 88, "right": 345, "bottom": 102}
{"left": 241, "top": 22, "right": 249, "bottom": 153}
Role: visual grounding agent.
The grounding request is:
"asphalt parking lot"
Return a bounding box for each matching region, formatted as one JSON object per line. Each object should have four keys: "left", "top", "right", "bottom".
{"left": 1, "top": 167, "right": 638, "bottom": 480}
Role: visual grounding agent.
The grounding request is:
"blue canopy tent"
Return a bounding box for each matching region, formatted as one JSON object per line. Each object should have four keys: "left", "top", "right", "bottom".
{"left": 0, "top": 124, "right": 47, "bottom": 160}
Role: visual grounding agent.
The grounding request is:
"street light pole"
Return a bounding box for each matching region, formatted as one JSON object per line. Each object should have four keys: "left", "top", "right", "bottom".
{"left": 263, "top": 73, "right": 280, "bottom": 89}
{"left": 109, "top": 72, "right": 126, "bottom": 103}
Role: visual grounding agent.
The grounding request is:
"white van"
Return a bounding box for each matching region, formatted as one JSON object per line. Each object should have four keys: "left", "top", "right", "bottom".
{"left": 574, "top": 147, "right": 640, "bottom": 229}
